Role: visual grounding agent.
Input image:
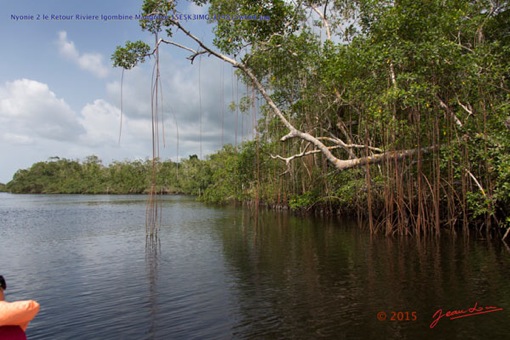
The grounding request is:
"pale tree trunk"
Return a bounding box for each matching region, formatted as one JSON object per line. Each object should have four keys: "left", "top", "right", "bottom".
{"left": 156, "top": 19, "right": 436, "bottom": 172}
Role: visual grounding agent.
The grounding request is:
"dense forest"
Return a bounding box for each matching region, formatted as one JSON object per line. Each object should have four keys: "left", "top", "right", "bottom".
{"left": 5, "top": 0, "right": 510, "bottom": 237}
{"left": 3, "top": 155, "right": 201, "bottom": 196}
{"left": 116, "top": 0, "right": 510, "bottom": 236}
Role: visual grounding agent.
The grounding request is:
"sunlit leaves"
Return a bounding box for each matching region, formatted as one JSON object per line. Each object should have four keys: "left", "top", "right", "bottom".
{"left": 112, "top": 40, "right": 151, "bottom": 69}
{"left": 209, "top": 0, "right": 300, "bottom": 55}
{"left": 140, "top": 0, "right": 176, "bottom": 34}
{"left": 105, "top": 0, "right": 510, "bottom": 230}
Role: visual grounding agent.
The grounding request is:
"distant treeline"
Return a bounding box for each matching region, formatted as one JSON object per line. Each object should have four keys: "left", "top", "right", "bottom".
{"left": 3, "top": 144, "right": 270, "bottom": 202}
{"left": 3, "top": 144, "right": 294, "bottom": 208}
{"left": 4, "top": 130, "right": 510, "bottom": 235}
{"left": 6, "top": 0, "right": 510, "bottom": 236}
{"left": 5, "top": 155, "right": 197, "bottom": 195}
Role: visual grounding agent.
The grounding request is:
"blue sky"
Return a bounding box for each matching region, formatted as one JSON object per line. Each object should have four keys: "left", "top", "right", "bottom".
{"left": 0, "top": 0, "right": 254, "bottom": 183}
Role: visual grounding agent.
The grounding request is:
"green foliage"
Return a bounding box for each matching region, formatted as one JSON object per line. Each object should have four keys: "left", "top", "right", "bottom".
{"left": 289, "top": 191, "right": 316, "bottom": 210}
{"left": 466, "top": 191, "right": 492, "bottom": 219}
{"left": 201, "top": 145, "right": 240, "bottom": 203}
{"left": 140, "top": 0, "right": 175, "bottom": 34}
{"left": 105, "top": 0, "right": 510, "bottom": 233}
{"left": 112, "top": 41, "right": 151, "bottom": 69}
{"left": 7, "top": 156, "right": 167, "bottom": 195}
{"left": 209, "top": 0, "right": 299, "bottom": 55}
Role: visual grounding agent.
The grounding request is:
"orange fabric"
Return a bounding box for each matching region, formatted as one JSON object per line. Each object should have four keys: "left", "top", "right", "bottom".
{"left": 0, "top": 300, "right": 40, "bottom": 331}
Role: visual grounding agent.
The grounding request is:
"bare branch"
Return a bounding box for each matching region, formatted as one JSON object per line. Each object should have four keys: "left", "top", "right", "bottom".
{"left": 273, "top": 145, "right": 437, "bottom": 171}
{"left": 336, "top": 121, "right": 354, "bottom": 145}
{"left": 310, "top": 4, "right": 331, "bottom": 40}
{"left": 281, "top": 130, "right": 297, "bottom": 141}
{"left": 158, "top": 39, "right": 196, "bottom": 54}
{"left": 318, "top": 137, "right": 356, "bottom": 159}
{"left": 456, "top": 98, "right": 473, "bottom": 116}
{"left": 503, "top": 227, "right": 510, "bottom": 242}
{"left": 271, "top": 143, "right": 310, "bottom": 176}
{"left": 389, "top": 61, "right": 397, "bottom": 88}
{"left": 271, "top": 145, "right": 341, "bottom": 163}
{"left": 271, "top": 144, "right": 342, "bottom": 175}
{"left": 465, "top": 169, "right": 486, "bottom": 197}
{"left": 159, "top": 18, "right": 438, "bottom": 173}
{"left": 437, "top": 96, "right": 463, "bottom": 128}
{"left": 333, "top": 145, "right": 437, "bottom": 170}
{"left": 170, "top": 19, "right": 239, "bottom": 66}
{"left": 318, "top": 136, "right": 383, "bottom": 153}
{"left": 155, "top": 39, "right": 207, "bottom": 63}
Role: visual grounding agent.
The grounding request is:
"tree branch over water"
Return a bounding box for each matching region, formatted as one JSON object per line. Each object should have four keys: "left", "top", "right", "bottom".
{"left": 113, "top": 4, "right": 435, "bottom": 172}
{"left": 111, "top": 0, "right": 510, "bottom": 235}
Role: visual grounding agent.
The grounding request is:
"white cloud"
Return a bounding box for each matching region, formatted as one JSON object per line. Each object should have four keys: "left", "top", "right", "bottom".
{"left": 0, "top": 79, "right": 85, "bottom": 141}
{"left": 1, "top": 133, "right": 34, "bottom": 145}
{"left": 79, "top": 99, "right": 122, "bottom": 146}
{"left": 0, "top": 39, "right": 257, "bottom": 182}
{"left": 106, "top": 49, "right": 262, "bottom": 162}
{"left": 106, "top": 67, "right": 152, "bottom": 119}
{"left": 0, "top": 78, "right": 157, "bottom": 182}
{"left": 57, "top": 31, "right": 109, "bottom": 78}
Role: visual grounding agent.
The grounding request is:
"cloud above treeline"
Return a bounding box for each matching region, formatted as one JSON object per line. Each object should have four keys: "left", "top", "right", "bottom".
{"left": 106, "top": 50, "right": 256, "bottom": 155}
{"left": 0, "top": 78, "right": 159, "bottom": 148}
{"left": 0, "top": 28, "right": 259, "bottom": 183}
{"left": 57, "top": 31, "right": 110, "bottom": 78}
{"left": 0, "top": 79, "right": 85, "bottom": 143}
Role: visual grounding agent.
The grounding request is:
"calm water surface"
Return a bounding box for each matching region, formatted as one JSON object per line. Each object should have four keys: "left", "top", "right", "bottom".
{"left": 0, "top": 193, "right": 509, "bottom": 339}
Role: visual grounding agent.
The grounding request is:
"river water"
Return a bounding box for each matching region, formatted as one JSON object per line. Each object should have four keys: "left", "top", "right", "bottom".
{"left": 0, "top": 193, "right": 509, "bottom": 339}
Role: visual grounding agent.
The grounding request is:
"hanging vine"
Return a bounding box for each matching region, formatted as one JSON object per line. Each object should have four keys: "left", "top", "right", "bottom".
{"left": 110, "top": 0, "right": 510, "bottom": 238}
{"left": 145, "top": 32, "right": 163, "bottom": 240}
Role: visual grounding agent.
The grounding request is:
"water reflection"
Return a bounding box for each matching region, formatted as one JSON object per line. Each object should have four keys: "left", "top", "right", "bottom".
{"left": 220, "top": 210, "right": 365, "bottom": 338}
{"left": 145, "top": 235, "right": 160, "bottom": 340}
{"left": 216, "top": 209, "right": 510, "bottom": 339}
{"left": 1, "top": 194, "right": 509, "bottom": 339}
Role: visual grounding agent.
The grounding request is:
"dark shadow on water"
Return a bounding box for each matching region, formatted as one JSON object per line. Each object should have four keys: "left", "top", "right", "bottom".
{"left": 145, "top": 235, "right": 160, "bottom": 340}
{"left": 214, "top": 207, "right": 510, "bottom": 339}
